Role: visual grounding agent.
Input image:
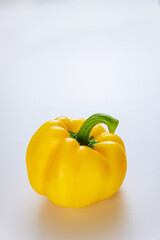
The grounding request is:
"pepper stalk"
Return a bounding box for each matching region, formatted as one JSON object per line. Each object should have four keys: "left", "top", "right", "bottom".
{"left": 77, "top": 113, "right": 119, "bottom": 146}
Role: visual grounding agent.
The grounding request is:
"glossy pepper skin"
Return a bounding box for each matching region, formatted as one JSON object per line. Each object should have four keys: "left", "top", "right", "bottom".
{"left": 26, "top": 113, "right": 127, "bottom": 208}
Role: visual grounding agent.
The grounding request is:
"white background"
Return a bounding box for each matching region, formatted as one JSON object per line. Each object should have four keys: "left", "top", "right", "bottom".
{"left": 0, "top": 0, "right": 160, "bottom": 239}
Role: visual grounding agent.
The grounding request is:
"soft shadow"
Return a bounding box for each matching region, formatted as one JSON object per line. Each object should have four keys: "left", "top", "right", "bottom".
{"left": 38, "top": 190, "right": 127, "bottom": 239}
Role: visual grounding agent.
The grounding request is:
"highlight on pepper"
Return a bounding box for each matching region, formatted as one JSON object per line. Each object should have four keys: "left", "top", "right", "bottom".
{"left": 26, "top": 113, "right": 127, "bottom": 208}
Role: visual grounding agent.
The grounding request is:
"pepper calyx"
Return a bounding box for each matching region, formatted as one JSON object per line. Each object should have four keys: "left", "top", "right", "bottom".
{"left": 69, "top": 131, "right": 98, "bottom": 148}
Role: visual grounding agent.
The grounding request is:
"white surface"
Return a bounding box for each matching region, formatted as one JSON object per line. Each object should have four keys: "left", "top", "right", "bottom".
{"left": 0, "top": 1, "right": 160, "bottom": 240}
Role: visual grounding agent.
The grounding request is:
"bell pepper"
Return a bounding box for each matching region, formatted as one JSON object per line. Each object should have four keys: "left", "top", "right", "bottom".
{"left": 26, "top": 113, "right": 127, "bottom": 208}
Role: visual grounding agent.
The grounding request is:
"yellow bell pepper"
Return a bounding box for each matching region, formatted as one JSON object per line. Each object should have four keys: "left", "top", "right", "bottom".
{"left": 26, "top": 113, "right": 127, "bottom": 208}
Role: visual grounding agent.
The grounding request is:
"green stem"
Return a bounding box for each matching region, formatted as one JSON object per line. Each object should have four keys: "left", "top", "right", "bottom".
{"left": 77, "top": 113, "right": 119, "bottom": 146}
